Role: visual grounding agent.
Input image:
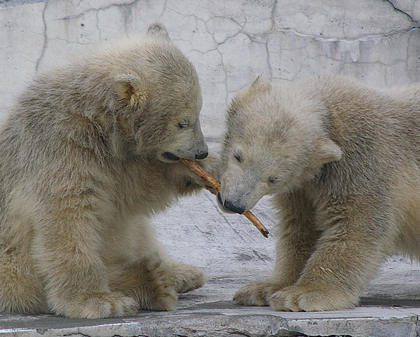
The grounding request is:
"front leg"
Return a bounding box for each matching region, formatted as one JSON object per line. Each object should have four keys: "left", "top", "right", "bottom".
{"left": 33, "top": 206, "right": 137, "bottom": 319}
{"left": 234, "top": 189, "right": 319, "bottom": 306}
{"left": 269, "top": 204, "right": 389, "bottom": 312}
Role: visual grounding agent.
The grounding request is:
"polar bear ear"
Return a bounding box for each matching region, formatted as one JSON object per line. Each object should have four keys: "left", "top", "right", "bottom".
{"left": 114, "top": 74, "right": 148, "bottom": 107}
{"left": 316, "top": 138, "right": 342, "bottom": 165}
{"left": 249, "top": 74, "right": 271, "bottom": 89}
{"left": 146, "top": 22, "right": 170, "bottom": 41}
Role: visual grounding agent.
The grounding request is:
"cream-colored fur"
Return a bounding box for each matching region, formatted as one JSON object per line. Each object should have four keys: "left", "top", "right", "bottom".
{"left": 218, "top": 74, "right": 420, "bottom": 311}
{"left": 0, "top": 23, "right": 216, "bottom": 318}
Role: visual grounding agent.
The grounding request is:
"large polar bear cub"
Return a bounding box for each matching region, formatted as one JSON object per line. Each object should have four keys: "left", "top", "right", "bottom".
{"left": 218, "top": 74, "right": 420, "bottom": 311}
{"left": 0, "top": 23, "right": 214, "bottom": 318}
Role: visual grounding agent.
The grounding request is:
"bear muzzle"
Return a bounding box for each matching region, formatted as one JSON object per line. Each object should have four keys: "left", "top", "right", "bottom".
{"left": 217, "top": 193, "right": 246, "bottom": 214}
{"left": 195, "top": 150, "right": 209, "bottom": 160}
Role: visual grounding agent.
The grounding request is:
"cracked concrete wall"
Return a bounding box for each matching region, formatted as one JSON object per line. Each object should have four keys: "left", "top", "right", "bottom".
{"left": 1, "top": 0, "right": 420, "bottom": 139}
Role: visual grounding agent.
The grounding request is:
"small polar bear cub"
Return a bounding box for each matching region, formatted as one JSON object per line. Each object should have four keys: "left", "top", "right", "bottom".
{"left": 218, "top": 74, "right": 420, "bottom": 312}
{"left": 0, "top": 23, "right": 214, "bottom": 319}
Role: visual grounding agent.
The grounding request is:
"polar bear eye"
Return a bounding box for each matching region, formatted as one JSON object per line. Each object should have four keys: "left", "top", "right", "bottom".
{"left": 268, "top": 176, "right": 279, "bottom": 184}
{"left": 177, "top": 120, "right": 189, "bottom": 130}
{"left": 233, "top": 151, "right": 243, "bottom": 163}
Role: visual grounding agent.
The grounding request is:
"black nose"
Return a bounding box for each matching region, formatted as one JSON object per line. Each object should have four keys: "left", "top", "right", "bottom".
{"left": 223, "top": 199, "right": 246, "bottom": 214}
{"left": 195, "top": 151, "right": 208, "bottom": 160}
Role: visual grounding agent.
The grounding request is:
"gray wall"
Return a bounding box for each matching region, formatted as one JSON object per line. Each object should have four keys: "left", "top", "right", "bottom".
{"left": 1, "top": 0, "right": 420, "bottom": 140}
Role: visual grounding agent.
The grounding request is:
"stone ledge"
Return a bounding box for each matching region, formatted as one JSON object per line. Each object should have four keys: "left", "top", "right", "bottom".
{"left": 1, "top": 300, "right": 420, "bottom": 337}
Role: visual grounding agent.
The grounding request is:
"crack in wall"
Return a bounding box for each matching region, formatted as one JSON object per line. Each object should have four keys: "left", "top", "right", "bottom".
{"left": 35, "top": 0, "right": 48, "bottom": 71}
{"left": 58, "top": 0, "right": 141, "bottom": 21}
{"left": 275, "top": 25, "right": 419, "bottom": 44}
{"left": 0, "top": 0, "right": 47, "bottom": 8}
{"left": 56, "top": 0, "right": 420, "bottom": 70}
{"left": 200, "top": 17, "right": 244, "bottom": 106}
{"left": 384, "top": 0, "right": 419, "bottom": 25}
{"left": 174, "top": 0, "right": 418, "bottom": 86}
{"left": 157, "top": 0, "right": 168, "bottom": 22}
{"left": 265, "top": 0, "right": 278, "bottom": 78}
{"left": 3, "top": 0, "right": 420, "bottom": 124}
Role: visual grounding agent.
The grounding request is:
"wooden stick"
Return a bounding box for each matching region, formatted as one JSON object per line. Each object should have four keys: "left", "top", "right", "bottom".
{"left": 181, "top": 158, "right": 269, "bottom": 238}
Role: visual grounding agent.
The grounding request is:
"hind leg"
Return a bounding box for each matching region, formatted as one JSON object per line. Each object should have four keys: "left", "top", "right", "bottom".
{"left": 166, "top": 260, "right": 206, "bottom": 294}
{"left": 109, "top": 253, "right": 206, "bottom": 311}
{"left": 108, "top": 217, "right": 206, "bottom": 310}
{"left": 109, "top": 252, "right": 178, "bottom": 311}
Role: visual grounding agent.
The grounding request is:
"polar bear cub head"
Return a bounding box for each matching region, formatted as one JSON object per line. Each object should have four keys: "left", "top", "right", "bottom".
{"left": 112, "top": 23, "right": 208, "bottom": 162}
{"left": 70, "top": 23, "right": 208, "bottom": 162}
{"left": 218, "top": 75, "right": 342, "bottom": 214}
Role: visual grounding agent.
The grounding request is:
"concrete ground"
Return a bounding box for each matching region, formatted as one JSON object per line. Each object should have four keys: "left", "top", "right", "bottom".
{"left": 1, "top": 163, "right": 420, "bottom": 337}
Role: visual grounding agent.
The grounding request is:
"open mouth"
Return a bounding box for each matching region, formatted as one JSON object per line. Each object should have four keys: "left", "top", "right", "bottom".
{"left": 162, "top": 152, "right": 180, "bottom": 161}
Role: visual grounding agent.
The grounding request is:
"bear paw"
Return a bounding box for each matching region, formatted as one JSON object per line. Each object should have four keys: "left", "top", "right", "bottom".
{"left": 56, "top": 292, "right": 138, "bottom": 319}
{"left": 142, "top": 253, "right": 178, "bottom": 311}
{"left": 233, "top": 280, "right": 284, "bottom": 306}
{"left": 169, "top": 263, "right": 207, "bottom": 294}
{"left": 269, "top": 285, "right": 357, "bottom": 312}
